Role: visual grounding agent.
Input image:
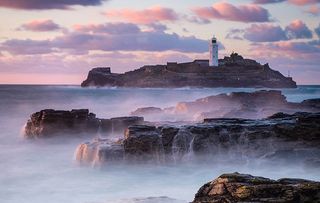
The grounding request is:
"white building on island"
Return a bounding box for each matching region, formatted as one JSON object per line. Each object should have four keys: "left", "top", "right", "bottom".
{"left": 209, "top": 36, "right": 219, "bottom": 67}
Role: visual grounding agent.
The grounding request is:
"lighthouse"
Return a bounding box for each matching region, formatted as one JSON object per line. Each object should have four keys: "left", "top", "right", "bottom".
{"left": 209, "top": 36, "right": 218, "bottom": 67}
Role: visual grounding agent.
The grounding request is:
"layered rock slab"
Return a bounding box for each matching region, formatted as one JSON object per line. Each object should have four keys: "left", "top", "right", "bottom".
{"left": 193, "top": 172, "right": 320, "bottom": 203}
{"left": 24, "top": 109, "right": 144, "bottom": 138}
{"left": 75, "top": 112, "right": 320, "bottom": 166}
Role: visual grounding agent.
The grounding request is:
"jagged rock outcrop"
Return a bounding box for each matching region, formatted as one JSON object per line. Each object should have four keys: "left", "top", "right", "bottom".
{"left": 193, "top": 172, "right": 320, "bottom": 203}
{"left": 131, "top": 90, "right": 320, "bottom": 120}
{"left": 24, "top": 109, "right": 144, "bottom": 138}
{"left": 81, "top": 53, "right": 296, "bottom": 88}
{"left": 75, "top": 112, "right": 320, "bottom": 166}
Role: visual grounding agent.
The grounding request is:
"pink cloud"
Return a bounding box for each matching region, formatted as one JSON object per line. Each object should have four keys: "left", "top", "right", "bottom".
{"left": 103, "top": 6, "right": 179, "bottom": 24}
{"left": 285, "top": 20, "right": 313, "bottom": 39}
{"left": 306, "top": 5, "right": 320, "bottom": 15}
{"left": 226, "top": 20, "right": 313, "bottom": 42}
{"left": 253, "top": 0, "right": 319, "bottom": 5}
{"left": 288, "top": 0, "right": 320, "bottom": 5}
{"left": 73, "top": 22, "right": 140, "bottom": 34}
{"left": 18, "top": 19, "right": 61, "bottom": 32}
{"left": 192, "top": 2, "right": 271, "bottom": 23}
{"left": 1, "top": 22, "right": 216, "bottom": 55}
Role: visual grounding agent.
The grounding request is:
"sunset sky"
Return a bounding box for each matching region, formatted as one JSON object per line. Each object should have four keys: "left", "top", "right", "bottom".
{"left": 0, "top": 0, "right": 319, "bottom": 84}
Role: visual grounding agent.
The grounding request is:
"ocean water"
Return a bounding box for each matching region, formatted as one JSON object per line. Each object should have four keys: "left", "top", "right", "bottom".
{"left": 0, "top": 85, "right": 319, "bottom": 203}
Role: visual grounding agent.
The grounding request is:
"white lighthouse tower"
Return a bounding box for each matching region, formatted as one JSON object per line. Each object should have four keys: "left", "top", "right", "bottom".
{"left": 209, "top": 36, "right": 218, "bottom": 67}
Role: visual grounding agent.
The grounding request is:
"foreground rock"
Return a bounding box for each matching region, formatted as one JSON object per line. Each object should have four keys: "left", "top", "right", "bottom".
{"left": 131, "top": 90, "right": 320, "bottom": 120}
{"left": 193, "top": 172, "right": 320, "bottom": 203}
{"left": 81, "top": 53, "right": 296, "bottom": 88}
{"left": 75, "top": 112, "right": 320, "bottom": 166}
{"left": 24, "top": 109, "right": 143, "bottom": 138}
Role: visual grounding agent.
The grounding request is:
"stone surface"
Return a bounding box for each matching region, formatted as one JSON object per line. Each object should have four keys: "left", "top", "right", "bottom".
{"left": 75, "top": 112, "right": 320, "bottom": 165}
{"left": 132, "top": 90, "right": 320, "bottom": 120}
{"left": 24, "top": 109, "right": 99, "bottom": 138}
{"left": 100, "top": 116, "right": 144, "bottom": 135}
{"left": 192, "top": 172, "right": 320, "bottom": 203}
{"left": 24, "top": 109, "right": 144, "bottom": 138}
{"left": 81, "top": 53, "right": 296, "bottom": 88}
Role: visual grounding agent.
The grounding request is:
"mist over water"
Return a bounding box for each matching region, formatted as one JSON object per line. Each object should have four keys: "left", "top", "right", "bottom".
{"left": 0, "top": 85, "right": 320, "bottom": 203}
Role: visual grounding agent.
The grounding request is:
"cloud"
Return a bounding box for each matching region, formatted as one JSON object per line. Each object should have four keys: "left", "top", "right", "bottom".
{"left": 192, "top": 2, "right": 271, "bottom": 23}
{"left": 288, "top": 0, "right": 320, "bottom": 5}
{"left": 315, "top": 24, "right": 320, "bottom": 38}
{"left": 253, "top": 0, "right": 320, "bottom": 5}
{"left": 18, "top": 19, "right": 62, "bottom": 32}
{"left": 73, "top": 22, "right": 141, "bottom": 34}
{"left": 285, "top": 20, "right": 313, "bottom": 39}
{"left": 1, "top": 22, "right": 221, "bottom": 55}
{"left": 226, "top": 20, "right": 313, "bottom": 42}
{"left": 253, "top": 0, "right": 286, "bottom": 3}
{"left": 244, "top": 24, "right": 287, "bottom": 42}
{"left": 306, "top": 5, "right": 320, "bottom": 15}
{"left": 0, "top": 0, "right": 106, "bottom": 10}
{"left": 103, "top": 6, "right": 179, "bottom": 24}
{"left": 1, "top": 39, "right": 53, "bottom": 55}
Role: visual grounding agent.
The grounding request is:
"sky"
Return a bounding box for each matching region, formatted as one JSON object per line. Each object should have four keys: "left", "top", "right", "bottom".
{"left": 0, "top": 0, "right": 319, "bottom": 84}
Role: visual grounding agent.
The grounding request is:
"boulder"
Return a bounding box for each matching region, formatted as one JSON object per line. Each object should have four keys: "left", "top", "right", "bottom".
{"left": 24, "top": 109, "right": 144, "bottom": 138}
{"left": 24, "top": 109, "right": 99, "bottom": 138}
{"left": 193, "top": 172, "right": 320, "bottom": 203}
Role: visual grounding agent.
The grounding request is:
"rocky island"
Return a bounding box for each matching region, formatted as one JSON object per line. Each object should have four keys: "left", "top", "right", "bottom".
{"left": 81, "top": 53, "right": 297, "bottom": 88}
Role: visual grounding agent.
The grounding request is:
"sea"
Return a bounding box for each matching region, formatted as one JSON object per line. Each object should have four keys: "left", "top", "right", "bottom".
{"left": 0, "top": 85, "right": 319, "bottom": 203}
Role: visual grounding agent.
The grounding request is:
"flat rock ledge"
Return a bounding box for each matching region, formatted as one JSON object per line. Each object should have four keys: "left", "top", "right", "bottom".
{"left": 75, "top": 112, "right": 320, "bottom": 166}
{"left": 24, "top": 109, "right": 143, "bottom": 138}
{"left": 193, "top": 172, "right": 320, "bottom": 203}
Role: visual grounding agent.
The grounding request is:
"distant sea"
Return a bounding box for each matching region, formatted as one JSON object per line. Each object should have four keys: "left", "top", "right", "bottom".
{"left": 0, "top": 85, "right": 319, "bottom": 203}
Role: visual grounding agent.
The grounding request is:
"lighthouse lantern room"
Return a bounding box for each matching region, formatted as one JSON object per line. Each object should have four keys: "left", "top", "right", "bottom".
{"left": 209, "top": 36, "right": 219, "bottom": 67}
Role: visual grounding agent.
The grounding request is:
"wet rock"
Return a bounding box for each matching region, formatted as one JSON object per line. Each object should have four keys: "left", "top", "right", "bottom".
{"left": 75, "top": 112, "right": 320, "bottom": 166}
{"left": 123, "top": 125, "right": 163, "bottom": 162}
{"left": 75, "top": 138, "right": 124, "bottom": 165}
{"left": 193, "top": 172, "right": 320, "bottom": 203}
{"left": 24, "top": 109, "right": 144, "bottom": 138}
{"left": 100, "top": 116, "right": 144, "bottom": 135}
{"left": 24, "top": 109, "right": 99, "bottom": 138}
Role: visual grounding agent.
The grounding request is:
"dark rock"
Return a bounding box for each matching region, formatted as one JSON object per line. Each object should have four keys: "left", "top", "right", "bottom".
{"left": 192, "top": 172, "right": 320, "bottom": 203}
{"left": 123, "top": 125, "right": 163, "bottom": 162}
{"left": 24, "top": 109, "right": 144, "bottom": 138}
{"left": 81, "top": 53, "right": 297, "bottom": 88}
{"left": 75, "top": 112, "right": 320, "bottom": 165}
{"left": 75, "top": 138, "right": 124, "bottom": 165}
{"left": 100, "top": 116, "right": 144, "bottom": 135}
{"left": 24, "top": 109, "right": 100, "bottom": 138}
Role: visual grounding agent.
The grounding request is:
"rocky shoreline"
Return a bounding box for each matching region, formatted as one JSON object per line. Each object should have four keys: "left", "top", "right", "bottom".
{"left": 81, "top": 53, "right": 297, "bottom": 88}
{"left": 74, "top": 112, "right": 320, "bottom": 166}
{"left": 22, "top": 89, "right": 320, "bottom": 202}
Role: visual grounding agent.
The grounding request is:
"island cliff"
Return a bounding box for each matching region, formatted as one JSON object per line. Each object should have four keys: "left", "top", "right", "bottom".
{"left": 81, "top": 53, "right": 297, "bottom": 88}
